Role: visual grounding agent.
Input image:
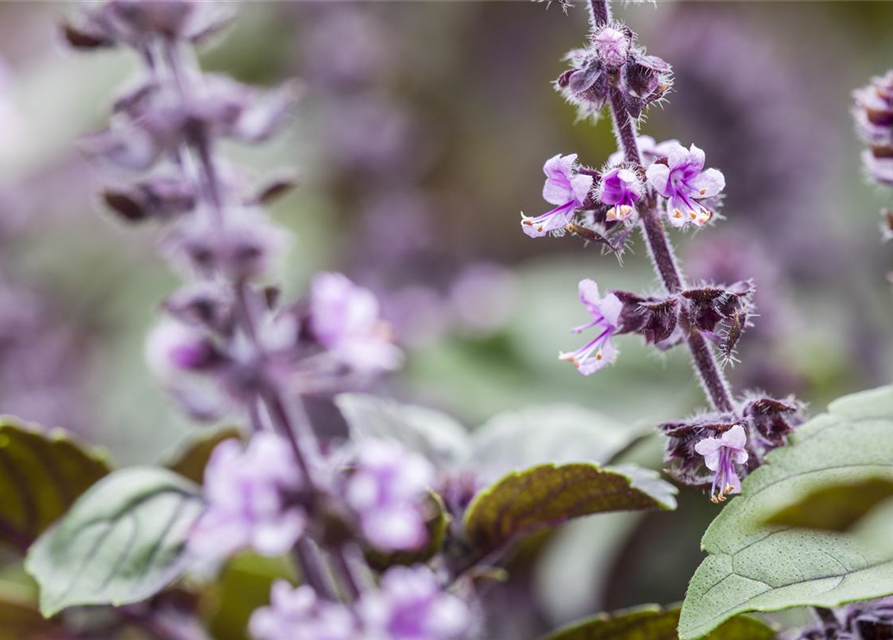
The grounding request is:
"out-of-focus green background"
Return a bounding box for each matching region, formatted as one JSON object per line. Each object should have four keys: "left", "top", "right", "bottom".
{"left": 0, "top": 0, "right": 891, "bottom": 630}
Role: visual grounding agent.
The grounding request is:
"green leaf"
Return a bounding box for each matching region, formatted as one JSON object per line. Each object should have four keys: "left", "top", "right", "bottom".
{"left": 541, "top": 604, "right": 775, "bottom": 640}
{"left": 0, "top": 417, "right": 111, "bottom": 552}
{"left": 471, "top": 405, "right": 642, "bottom": 483}
{"left": 679, "top": 385, "right": 893, "bottom": 640}
{"left": 205, "top": 552, "right": 296, "bottom": 640}
{"left": 463, "top": 462, "right": 676, "bottom": 553}
{"left": 25, "top": 467, "right": 204, "bottom": 617}
{"left": 164, "top": 427, "right": 243, "bottom": 485}
{"left": 335, "top": 394, "right": 471, "bottom": 468}
{"left": 0, "top": 585, "right": 63, "bottom": 640}
{"left": 365, "top": 492, "right": 450, "bottom": 571}
{"left": 761, "top": 477, "right": 893, "bottom": 531}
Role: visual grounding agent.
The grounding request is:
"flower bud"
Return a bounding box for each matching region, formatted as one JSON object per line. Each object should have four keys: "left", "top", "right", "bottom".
{"left": 591, "top": 24, "right": 631, "bottom": 69}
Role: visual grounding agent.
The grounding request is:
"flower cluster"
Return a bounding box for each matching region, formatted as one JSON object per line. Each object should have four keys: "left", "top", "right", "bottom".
{"left": 560, "top": 280, "right": 754, "bottom": 376}
{"left": 794, "top": 599, "right": 893, "bottom": 640}
{"left": 345, "top": 439, "right": 436, "bottom": 551}
{"left": 189, "top": 434, "right": 308, "bottom": 562}
{"left": 557, "top": 22, "right": 672, "bottom": 120}
{"left": 853, "top": 71, "right": 893, "bottom": 255}
{"left": 659, "top": 394, "right": 803, "bottom": 500}
{"left": 853, "top": 71, "right": 893, "bottom": 186}
{"left": 251, "top": 565, "right": 471, "bottom": 640}
{"left": 522, "top": 139, "right": 725, "bottom": 245}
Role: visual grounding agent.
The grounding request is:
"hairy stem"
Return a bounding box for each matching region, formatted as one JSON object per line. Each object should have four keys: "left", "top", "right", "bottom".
{"left": 588, "top": 0, "right": 612, "bottom": 28}
{"left": 603, "top": 45, "right": 735, "bottom": 412}
{"left": 295, "top": 538, "right": 337, "bottom": 601}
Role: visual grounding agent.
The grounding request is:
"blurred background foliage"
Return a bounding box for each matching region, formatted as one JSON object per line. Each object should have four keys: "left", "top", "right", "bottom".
{"left": 0, "top": 1, "right": 891, "bottom": 635}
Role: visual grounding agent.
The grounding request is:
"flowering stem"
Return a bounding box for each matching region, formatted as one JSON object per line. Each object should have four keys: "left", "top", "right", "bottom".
{"left": 295, "top": 538, "right": 337, "bottom": 601}
{"left": 601, "top": 31, "right": 735, "bottom": 413}
{"left": 333, "top": 546, "right": 363, "bottom": 601}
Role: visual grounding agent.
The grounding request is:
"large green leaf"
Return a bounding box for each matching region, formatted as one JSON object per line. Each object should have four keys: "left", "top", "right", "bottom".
{"left": 164, "top": 427, "right": 243, "bottom": 485}
{"left": 0, "top": 418, "right": 111, "bottom": 552}
{"left": 761, "top": 477, "right": 893, "bottom": 531}
{"left": 335, "top": 394, "right": 471, "bottom": 468}
{"left": 26, "top": 467, "right": 204, "bottom": 616}
{"left": 464, "top": 462, "right": 676, "bottom": 553}
{"left": 541, "top": 604, "right": 775, "bottom": 640}
{"left": 679, "top": 386, "right": 893, "bottom": 640}
{"left": 471, "top": 405, "right": 642, "bottom": 483}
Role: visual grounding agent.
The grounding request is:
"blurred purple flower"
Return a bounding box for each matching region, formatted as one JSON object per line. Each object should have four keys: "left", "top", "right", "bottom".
{"left": 359, "top": 565, "right": 471, "bottom": 640}
{"left": 345, "top": 439, "right": 435, "bottom": 551}
{"left": 250, "top": 581, "right": 358, "bottom": 640}
{"left": 252, "top": 565, "right": 471, "bottom": 640}
{"left": 145, "top": 318, "right": 221, "bottom": 380}
{"left": 520, "top": 154, "right": 593, "bottom": 238}
{"left": 310, "top": 273, "right": 403, "bottom": 375}
{"left": 694, "top": 424, "right": 748, "bottom": 503}
{"left": 598, "top": 165, "right": 643, "bottom": 222}
{"left": 646, "top": 142, "right": 725, "bottom": 228}
{"left": 449, "top": 263, "right": 518, "bottom": 337}
{"left": 164, "top": 207, "right": 290, "bottom": 281}
{"left": 559, "top": 279, "right": 622, "bottom": 375}
{"left": 854, "top": 71, "right": 893, "bottom": 186}
{"left": 190, "top": 434, "right": 307, "bottom": 562}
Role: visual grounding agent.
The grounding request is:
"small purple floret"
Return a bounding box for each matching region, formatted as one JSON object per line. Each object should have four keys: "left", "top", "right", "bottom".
{"left": 310, "top": 272, "right": 403, "bottom": 375}
{"left": 189, "top": 434, "right": 307, "bottom": 563}
{"left": 694, "top": 424, "right": 749, "bottom": 503}
{"left": 559, "top": 279, "right": 622, "bottom": 375}
{"left": 520, "top": 154, "right": 593, "bottom": 238}
{"left": 598, "top": 165, "right": 643, "bottom": 222}
{"left": 345, "top": 439, "right": 435, "bottom": 551}
{"left": 359, "top": 565, "right": 471, "bottom": 640}
{"left": 646, "top": 142, "right": 725, "bottom": 228}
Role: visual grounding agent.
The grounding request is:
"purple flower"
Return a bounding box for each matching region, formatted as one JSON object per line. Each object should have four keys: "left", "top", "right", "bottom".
{"left": 520, "top": 154, "right": 593, "bottom": 238}
{"left": 145, "top": 318, "right": 220, "bottom": 379}
{"left": 250, "top": 581, "right": 358, "bottom": 640}
{"left": 345, "top": 439, "right": 435, "bottom": 551}
{"left": 559, "top": 279, "right": 622, "bottom": 375}
{"left": 646, "top": 142, "right": 725, "bottom": 228}
{"left": 694, "top": 424, "right": 749, "bottom": 503}
{"left": 189, "top": 434, "right": 307, "bottom": 563}
{"left": 598, "top": 165, "right": 643, "bottom": 222}
{"left": 309, "top": 272, "right": 403, "bottom": 374}
{"left": 359, "top": 565, "right": 471, "bottom": 640}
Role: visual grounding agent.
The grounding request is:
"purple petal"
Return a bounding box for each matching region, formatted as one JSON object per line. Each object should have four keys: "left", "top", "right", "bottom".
{"left": 721, "top": 424, "right": 747, "bottom": 450}
{"left": 578, "top": 279, "right": 601, "bottom": 307}
{"left": 600, "top": 293, "right": 623, "bottom": 327}
{"left": 646, "top": 163, "right": 671, "bottom": 196}
{"left": 690, "top": 168, "right": 725, "bottom": 199}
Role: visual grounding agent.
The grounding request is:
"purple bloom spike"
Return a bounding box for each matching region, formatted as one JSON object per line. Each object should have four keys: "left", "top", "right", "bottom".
{"left": 646, "top": 142, "right": 725, "bottom": 228}
{"left": 694, "top": 424, "right": 749, "bottom": 503}
{"left": 559, "top": 279, "right": 622, "bottom": 375}
{"left": 520, "top": 154, "right": 593, "bottom": 238}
